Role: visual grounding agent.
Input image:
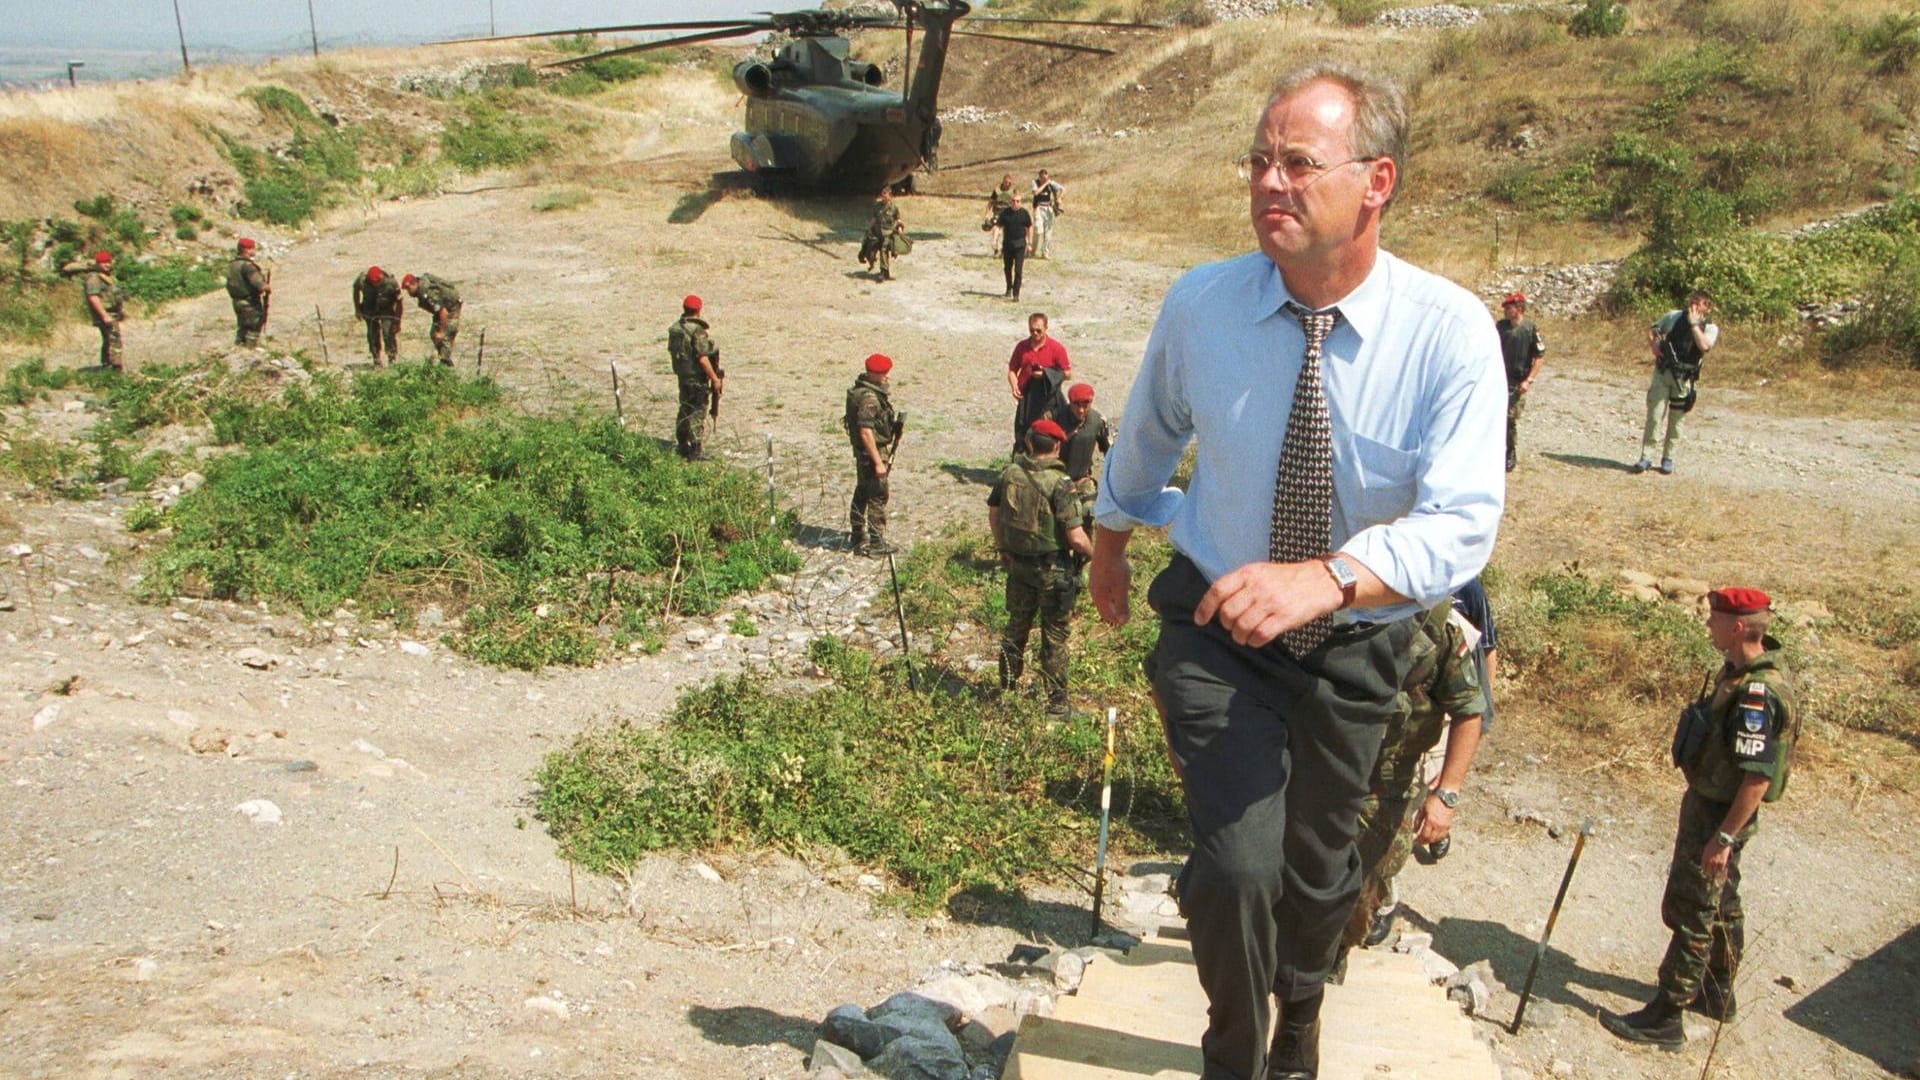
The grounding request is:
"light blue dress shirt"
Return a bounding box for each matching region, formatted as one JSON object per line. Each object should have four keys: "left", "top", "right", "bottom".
{"left": 1093, "top": 250, "right": 1507, "bottom": 624}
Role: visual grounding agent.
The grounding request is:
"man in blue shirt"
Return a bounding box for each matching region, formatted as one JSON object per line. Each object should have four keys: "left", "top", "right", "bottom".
{"left": 1091, "top": 63, "right": 1505, "bottom": 1080}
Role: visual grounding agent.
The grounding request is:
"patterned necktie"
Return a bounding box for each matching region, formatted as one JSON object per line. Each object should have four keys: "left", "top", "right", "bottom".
{"left": 1271, "top": 302, "right": 1341, "bottom": 657}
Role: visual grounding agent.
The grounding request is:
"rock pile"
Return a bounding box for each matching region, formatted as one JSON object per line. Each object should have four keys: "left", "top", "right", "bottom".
{"left": 1375, "top": 4, "right": 1484, "bottom": 29}
{"left": 1485, "top": 260, "right": 1621, "bottom": 318}
{"left": 1205, "top": 0, "right": 1306, "bottom": 21}
{"left": 392, "top": 62, "right": 528, "bottom": 98}
{"left": 938, "top": 105, "right": 1009, "bottom": 125}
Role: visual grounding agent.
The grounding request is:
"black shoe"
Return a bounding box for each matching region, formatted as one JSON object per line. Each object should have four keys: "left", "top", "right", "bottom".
{"left": 1600, "top": 999, "right": 1685, "bottom": 1048}
{"left": 1429, "top": 836, "right": 1451, "bottom": 860}
{"left": 1266, "top": 1015, "right": 1320, "bottom": 1080}
{"left": 861, "top": 539, "right": 898, "bottom": 557}
{"left": 1362, "top": 906, "right": 1396, "bottom": 948}
{"left": 1631, "top": 457, "right": 1652, "bottom": 474}
{"left": 1691, "top": 983, "right": 1736, "bottom": 1021}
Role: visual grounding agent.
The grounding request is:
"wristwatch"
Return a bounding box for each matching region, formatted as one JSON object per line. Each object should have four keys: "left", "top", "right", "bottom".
{"left": 1432, "top": 788, "right": 1460, "bottom": 809}
{"left": 1317, "top": 554, "right": 1358, "bottom": 609}
{"left": 1713, "top": 830, "right": 1737, "bottom": 848}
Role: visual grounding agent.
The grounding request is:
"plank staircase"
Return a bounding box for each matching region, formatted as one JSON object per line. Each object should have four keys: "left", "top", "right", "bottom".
{"left": 1003, "top": 927, "right": 1501, "bottom": 1080}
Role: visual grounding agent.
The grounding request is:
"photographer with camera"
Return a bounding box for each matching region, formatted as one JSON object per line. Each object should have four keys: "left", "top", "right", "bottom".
{"left": 1634, "top": 289, "right": 1716, "bottom": 475}
{"left": 1600, "top": 586, "right": 1799, "bottom": 1047}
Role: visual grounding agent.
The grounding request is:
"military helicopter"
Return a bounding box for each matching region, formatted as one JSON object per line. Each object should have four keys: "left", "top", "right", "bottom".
{"left": 452, "top": 2, "right": 1161, "bottom": 193}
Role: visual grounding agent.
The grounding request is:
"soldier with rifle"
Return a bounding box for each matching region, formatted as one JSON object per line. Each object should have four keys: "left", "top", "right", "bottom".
{"left": 667, "top": 295, "right": 721, "bottom": 461}
{"left": 988, "top": 418, "right": 1094, "bottom": 719}
{"left": 225, "top": 238, "right": 270, "bottom": 348}
{"left": 81, "top": 250, "right": 128, "bottom": 371}
{"left": 844, "top": 352, "right": 902, "bottom": 557}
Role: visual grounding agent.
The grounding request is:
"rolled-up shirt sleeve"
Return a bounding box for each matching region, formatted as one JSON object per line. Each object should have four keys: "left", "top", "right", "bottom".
{"left": 1339, "top": 312, "right": 1506, "bottom": 608}
{"left": 1095, "top": 290, "right": 1192, "bottom": 532}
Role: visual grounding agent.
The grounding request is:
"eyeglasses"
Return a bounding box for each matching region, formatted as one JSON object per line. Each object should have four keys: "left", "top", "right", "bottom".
{"left": 1235, "top": 149, "right": 1380, "bottom": 185}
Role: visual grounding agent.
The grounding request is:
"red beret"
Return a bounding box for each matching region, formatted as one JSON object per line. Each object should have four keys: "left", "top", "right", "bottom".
{"left": 401, "top": 273, "right": 418, "bottom": 289}
{"left": 366, "top": 266, "right": 384, "bottom": 284}
{"left": 1067, "top": 383, "right": 1094, "bottom": 404}
{"left": 1028, "top": 419, "right": 1066, "bottom": 443}
{"left": 93, "top": 250, "right": 113, "bottom": 264}
{"left": 683, "top": 295, "right": 702, "bottom": 313}
{"left": 1503, "top": 292, "right": 1525, "bottom": 306}
{"left": 238, "top": 238, "right": 257, "bottom": 251}
{"left": 1708, "top": 587, "right": 1771, "bottom": 615}
{"left": 864, "top": 353, "right": 893, "bottom": 374}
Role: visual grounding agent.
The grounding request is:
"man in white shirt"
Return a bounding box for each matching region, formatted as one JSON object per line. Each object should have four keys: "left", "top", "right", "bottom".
{"left": 1091, "top": 63, "right": 1505, "bottom": 1080}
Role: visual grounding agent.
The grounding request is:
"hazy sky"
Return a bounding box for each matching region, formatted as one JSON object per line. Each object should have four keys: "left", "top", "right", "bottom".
{"left": 9, "top": 1, "right": 781, "bottom": 52}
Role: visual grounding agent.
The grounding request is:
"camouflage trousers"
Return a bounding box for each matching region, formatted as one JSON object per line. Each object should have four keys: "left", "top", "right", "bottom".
{"left": 676, "top": 377, "right": 712, "bottom": 458}
{"left": 431, "top": 308, "right": 461, "bottom": 366}
{"left": 364, "top": 315, "right": 399, "bottom": 362}
{"left": 1656, "top": 788, "right": 1752, "bottom": 1008}
{"left": 1001, "top": 555, "right": 1078, "bottom": 703}
{"left": 232, "top": 299, "right": 265, "bottom": 347}
{"left": 95, "top": 320, "right": 123, "bottom": 370}
{"left": 1506, "top": 389, "right": 1525, "bottom": 468}
{"left": 1342, "top": 779, "right": 1424, "bottom": 949}
{"left": 849, "top": 458, "right": 889, "bottom": 544}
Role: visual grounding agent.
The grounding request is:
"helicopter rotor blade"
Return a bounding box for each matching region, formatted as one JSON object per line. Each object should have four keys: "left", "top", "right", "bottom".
{"left": 440, "top": 20, "right": 773, "bottom": 46}
{"left": 947, "top": 29, "right": 1115, "bottom": 56}
{"left": 962, "top": 16, "right": 1169, "bottom": 30}
{"left": 541, "top": 26, "right": 768, "bottom": 68}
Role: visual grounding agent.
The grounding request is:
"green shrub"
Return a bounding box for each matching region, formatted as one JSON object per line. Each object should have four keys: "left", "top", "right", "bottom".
{"left": 245, "top": 85, "right": 316, "bottom": 122}
{"left": 73, "top": 195, "right": 148, "bottom": 250}
{"left": 0, "top": 289, "right": 57, "bottom": 343}
{"left": 1, "top": 357, "right": 77, "bottom": 406}
{"left": 173, "top": 224, "right": 198, "bottom": 241}
{"left": 366, "top": 160, "right": 450, "bottom": 199}
{"left": 168, "top": 204, "right": 203, "bottom": 226}
{"left": 140, "top": 364, "right": 797, "bottom": 669}
{"left": 547, "top": 56, "right": 658, "bottom": 97}
{"left": 1823, "top": 246, "right": 1920, "bottom": 368}
{"left": 117, "top": 255, "right": 225, "bottom": 307}
{"left": 440, "top": 98, "right": 555, "bottom": 171}
{"left": 1568, "top": 0, "right": 1626, "bottom": 39}
{"left": 532, "top": 187, "right": 590, "bottom": 212}
{"left": 1858, "top": 12, "right": 1920, "bottom": 75}
{"left": 1327, "top": 0, "right": 1384, "bottom": 26}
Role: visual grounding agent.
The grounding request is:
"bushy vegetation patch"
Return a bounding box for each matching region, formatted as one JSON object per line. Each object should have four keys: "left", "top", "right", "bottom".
{"left": 440, "top": 96, "right": 556, "bottom": 171}
{"left": 547, "top": 56, "right": 660, "bottom": 97}
{"left": 135, "top": 364, "right": 796, "bottom": 668}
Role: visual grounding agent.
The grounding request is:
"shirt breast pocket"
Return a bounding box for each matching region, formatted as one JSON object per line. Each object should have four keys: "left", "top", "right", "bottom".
{"left": 1343, "top": 432, "right": 1420, "bottom": 524}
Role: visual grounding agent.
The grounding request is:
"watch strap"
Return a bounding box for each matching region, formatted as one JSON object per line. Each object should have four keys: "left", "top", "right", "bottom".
{"left": 1315, "top": 554, "right": 1357, "bottom": 609}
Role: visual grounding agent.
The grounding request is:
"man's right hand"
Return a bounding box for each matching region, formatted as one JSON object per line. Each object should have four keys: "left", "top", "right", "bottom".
{"left": 871, "top": 460, "right": 890, "bottom": 478}
{"left": 1090, "top": 546, "right": 1131, "bottom": 627}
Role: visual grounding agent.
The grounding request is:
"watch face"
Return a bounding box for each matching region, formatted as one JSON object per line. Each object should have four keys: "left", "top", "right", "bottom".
{"left": 1328, "top": 557, "right": 1357, "bottom": 587}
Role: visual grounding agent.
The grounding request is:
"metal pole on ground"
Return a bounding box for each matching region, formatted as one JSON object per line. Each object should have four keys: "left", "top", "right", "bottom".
{"left": 1090, "top": 706, "right": 1118, "bottom": 938}
{"left": 172, "top": 0, "right": 192, "bottom": 75}
{"left": 885, "top": 551, "right": 916, "bottom": 692}
{"left": 307, "top": 0, "right": 320, "bottom": 58}
{"left": 764, "top": 434, "right": 776, "bottom": 526}
{"left": 475, "top": 328, "right": 486, "bottom": 372}
{"left": 608, "top": 360, "right": 623, "bottom": 426}
{"left": 314, "top": 306, "right": 329, "bottom": 364}
{"left": 1511, "top": 819, "right": 1594, "bottom": 1034}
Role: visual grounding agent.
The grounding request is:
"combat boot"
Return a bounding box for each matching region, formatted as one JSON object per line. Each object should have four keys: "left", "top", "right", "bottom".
{"left": 1691, "top": 982, "right": 1736, "bottom": 1021}
{"left": 862, "top": 537, "right": 897, "bottom": 557}
{"left": 1266, "top": 992, "right": 1322, "bottom": 1080}
{"left": 1599, "top": 998, "right": 1685, "bottom": 1048}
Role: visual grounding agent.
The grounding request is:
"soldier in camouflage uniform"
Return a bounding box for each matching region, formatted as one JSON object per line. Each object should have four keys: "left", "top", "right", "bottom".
{"left": 225, "top": 238, "right": 270, "bottom": 348}
{"left": 844, "top": 353, "right": 900, "bottom": 556}
{"left": 352, "top": 265, "right": 404, "bottom": 365}
{"left": 82, "top": 251, "right": 128, "bottom": 371}
{"left": 988, "top": 419, "right": 1095, "bottom": 718}
{"left": 1602, "top": 587, "right": 1798, "bottom": 1047}
{"left": 1340, "top": 597, "right": 1486, "bottom": 955}
{"left": 402, "top": 272, "right": 462, "bottom": 366}
{"left": 667, "top": 295, "right": 721, "bottom": 461}
{"left": 1051, "top": 382, "right": 1110, "bottom": 532}
{"left": 860, "top": 190, "right": 904, "bottom": 281}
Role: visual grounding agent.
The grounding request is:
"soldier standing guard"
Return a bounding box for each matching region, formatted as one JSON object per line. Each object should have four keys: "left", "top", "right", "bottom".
{"left": 225, "top": 238, "right": 270, "bottom": 348}
{"left": 844, "top": 353, "right": 901, "bottom": 557}
{"left": 353, "top": 265, "right": 404, "bottom": 365}
{"left": 1601, "top": 587, "right": 1798, "bottom": 1047}
{"left": 667, "top": 296, "right": 721, "bottom": 461}
{"left": 402, "top": 273, "right": 462, "bottom": 366}
{"left": 1495, "top": 292, "right": 1544, "bottom": 472}
{"left": 1052, "top": 382, "right": 1110, "bottom": 529}
{"left": 82, "top": 251, "right": 128, "bottom": 371}
{"left": 861, "top": 189, "right": 904, "bottom": 282}
{"left": 989, "top": 418, "right": 1094, "bottom": 719}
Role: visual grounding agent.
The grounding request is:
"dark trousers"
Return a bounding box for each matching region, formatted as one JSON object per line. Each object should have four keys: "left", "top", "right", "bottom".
{"left": 1149, "top": 555, "right": 1414, "bottom": 1080}
{"left": 1011, "top": 386, "right": 1054, "bottom": 454}
{"left": 1657, "top": 788, "right": 1750, "bottom": 1007}
{"left": 232, "top": 299, "right": 264, "bottom": 346}
{"left": 1002, "top": 250, "right": 1025, "bottom": 297}
{"left": 849, "top": 458, "right": 889, "bottom": 543}
{"left": 95, "top": 320, "right": 122, "bottom": 370}
{"left": 1001, "top": 555, "right": 1078, "bottom": 700}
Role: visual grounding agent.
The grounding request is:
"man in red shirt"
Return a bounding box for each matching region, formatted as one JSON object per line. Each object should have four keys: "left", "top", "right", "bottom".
{"left": 1006, "top": 312, "right": 1071, "bottom": 454}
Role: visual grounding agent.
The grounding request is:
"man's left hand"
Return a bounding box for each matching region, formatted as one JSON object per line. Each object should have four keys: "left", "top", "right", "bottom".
{"left": 1415, "top": 796, "right": 1454, "bottom": 845}
{"left": 1700, "top": 838, "right": 1732, "bottom": 881}
{"left": 1192, "top": 560, "right": 1341, "bottom": 648}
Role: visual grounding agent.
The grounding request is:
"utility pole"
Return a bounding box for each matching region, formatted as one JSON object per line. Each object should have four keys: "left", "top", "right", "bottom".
{"left": 65, "top": 61, "right": 84, "bottom": 88}
{"left": 307, "top": 0, "right": 320, "bottom": 58}
{"left": 489, "top": 0, "right": 497, "bottom": 36}
{"left": 172, "top": 0, "right": 192, "bottom": 75}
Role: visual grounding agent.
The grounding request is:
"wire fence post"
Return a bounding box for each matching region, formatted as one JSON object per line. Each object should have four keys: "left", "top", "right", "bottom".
{"left": 608, "top": 360, "right": 624, "bottom": 426}
{"left": 313, "top": 306, "right": 329, "bottom": 365}
{"left": 476, "top": 327, "right": 486, "bottom": 373}
{"left": 765, "top": 434, "right": 777, "bottom": 526}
